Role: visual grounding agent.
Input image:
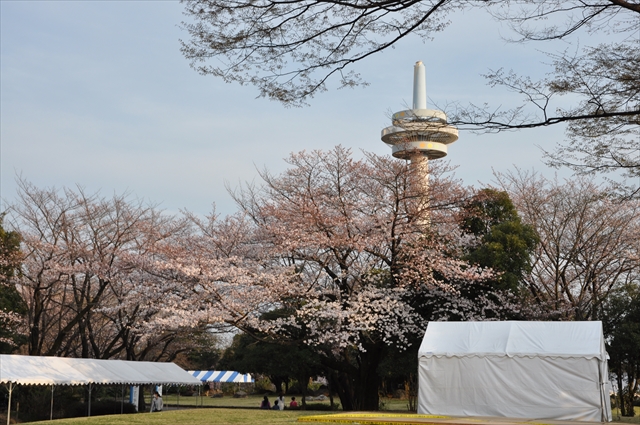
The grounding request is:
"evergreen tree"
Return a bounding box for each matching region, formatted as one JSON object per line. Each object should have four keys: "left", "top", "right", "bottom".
{"left": 0, "top": 214, "right": 27, "bottom": 353}
{"left": 461, "top": 189, "right": 538, "bottom": 293}
{"left": 602, "top": 284, "right": 640, "bottom": 417}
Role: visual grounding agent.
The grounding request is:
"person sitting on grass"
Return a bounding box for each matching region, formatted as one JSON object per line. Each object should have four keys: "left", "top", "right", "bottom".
{"left": 290, "top": 396, "right": 298, "bottom": 408}
{"left": 272, "top": 400, "right": 281, "bottom": 410}
{"left": 277, "top": 393, "right": 285, "bottom": 410}
{"left": 260, "top": 395, "right": 271, "bottom": 409}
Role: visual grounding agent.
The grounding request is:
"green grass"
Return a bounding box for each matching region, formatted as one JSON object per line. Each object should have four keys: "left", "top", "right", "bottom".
{"left": 151, "top": 393, "right": 412, "bottom": 411}
{"left": 27, "top": 396, "right": 637, "bottom": 424}
{"left": 24, "top": 405, "right": 640, "bottom": 425}
{"left": 147, "top": 394, "right": 338, "bottom": 409}
{"left": 30, "top": 408, "right": 329, "bottom": 425}
{"left": 378, "top": 398, "right": 413, "bottom": 411}
{"left": 158, "top": 393, "right": 269, "bottom": 408}
{"left": 611, "top": 406, "right": 640, "bottom": 423}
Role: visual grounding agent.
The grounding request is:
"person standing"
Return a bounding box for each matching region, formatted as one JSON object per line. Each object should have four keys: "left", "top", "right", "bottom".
{"left": 150, "top": 390, "right": 163, "bottom": 412}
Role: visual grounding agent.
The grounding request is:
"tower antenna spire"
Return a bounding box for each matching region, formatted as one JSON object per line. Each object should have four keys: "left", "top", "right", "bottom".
{"left": 412, "top": 61, "right": 427, "bottom": 110}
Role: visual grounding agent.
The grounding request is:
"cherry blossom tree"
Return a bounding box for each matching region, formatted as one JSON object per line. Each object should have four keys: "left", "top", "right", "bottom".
{"left": 496, "top": 170, "right": 640, "bottom": 320}
{"left": 147, "top": 147, "right": 520, "bottom": 410}
{"left": 5, "top": 179, "right": 196, "bottom": 360}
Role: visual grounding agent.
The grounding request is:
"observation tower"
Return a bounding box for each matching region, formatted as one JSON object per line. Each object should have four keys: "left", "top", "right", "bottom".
{"left": 381, "top": 60, "right": 458, "bottom": 179}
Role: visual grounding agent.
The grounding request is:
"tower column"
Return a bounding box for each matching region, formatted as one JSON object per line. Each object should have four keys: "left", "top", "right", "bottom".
{"left": 410, "top": 152, "right": 430, "bottom": 228}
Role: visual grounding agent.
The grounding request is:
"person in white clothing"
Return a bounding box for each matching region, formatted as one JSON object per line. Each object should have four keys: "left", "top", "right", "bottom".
{"left": 277, "top": 393, "right": 285, "bottom": 410}
{"left": 150, "top": 390, "right": 163, "bottom": 412}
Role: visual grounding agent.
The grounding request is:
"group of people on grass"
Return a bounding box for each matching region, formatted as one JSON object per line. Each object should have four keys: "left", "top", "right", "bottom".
{"left": 260, "top": 394, "right": 298, "bottom": 410}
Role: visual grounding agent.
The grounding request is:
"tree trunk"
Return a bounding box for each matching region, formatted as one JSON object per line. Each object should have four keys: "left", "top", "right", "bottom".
{"left": 270, "top": 376, "right": 285, "bottom": 394}
{"left": 617, "top": 372, "right": 626, "bottom": 416}
{"left": 327, "top": 343, "right": 383, "bottom": 411}
{"left": 298, "top": 373, "right": 310, "bottom": 409}
{"left": 622, "top": 362, "right": 639, "bottom": 417}
{"left": 406, "top": 373, "right": 418, "bottom": 412}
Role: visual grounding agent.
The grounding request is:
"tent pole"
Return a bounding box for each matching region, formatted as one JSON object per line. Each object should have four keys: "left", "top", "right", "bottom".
{"left": 50, "top": 384, "right": 54, "bottom": 420}
{"left": 121, "top": 384, "right": 124, "bottom": 414}
{"left": 6, "top": 382, "right": 13, "bottom": 425}
{"left": 88, "top": 383, "right": 92, "bottom": 417}
{"left": 598, "top": 359, "right": 606, "bottom": 423}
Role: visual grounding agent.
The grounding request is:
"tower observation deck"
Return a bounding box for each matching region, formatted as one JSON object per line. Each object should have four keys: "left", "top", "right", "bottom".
{"left": 381, "top": 61, "right": 458, "bottom": 161}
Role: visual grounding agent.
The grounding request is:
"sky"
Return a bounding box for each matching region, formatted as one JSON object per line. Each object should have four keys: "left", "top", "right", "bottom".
{"left": 1, "top": 1, "right": 593, "bottom": 218}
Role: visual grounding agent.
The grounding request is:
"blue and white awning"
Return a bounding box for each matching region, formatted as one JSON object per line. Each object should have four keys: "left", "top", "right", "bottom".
{"left": 188, "top": 370, "right": 254, "bottom": 383}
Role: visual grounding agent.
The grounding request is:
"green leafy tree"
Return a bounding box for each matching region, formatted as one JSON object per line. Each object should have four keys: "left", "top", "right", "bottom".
{"left": 602, "top": 284, "right": 640, "bottom": 417}
{"left": 183, "top": 334, "right": 223, "bottom": 371}
{"left": 219, "top": 332, "right": 323, "bottom": 406}
{"left": 0, "top": 214, "right": 27, "bottom": 353}
{"left": 461, "top": 189, "right": 538, "bottom": 292}
{"left": 377, "top": 342, "right": 419, "bottom": 411}
{"left": 218, "top": 308, "right": 324, "bottom": 399}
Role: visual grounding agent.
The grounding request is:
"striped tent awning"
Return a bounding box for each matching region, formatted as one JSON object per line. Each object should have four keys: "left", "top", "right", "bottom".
{"left": 188, "top": 370, "right": 254, "bottom": 383}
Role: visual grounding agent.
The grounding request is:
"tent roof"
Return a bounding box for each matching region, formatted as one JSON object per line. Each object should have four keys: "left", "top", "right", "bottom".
{"left": 418, "top": 321, "right": 605, "bottom": 359}
{"left": 188, "top": 370, "right": 254, "bottom": 383}
{"left": 0, "top": 355, "right": 202, "bottom": 386}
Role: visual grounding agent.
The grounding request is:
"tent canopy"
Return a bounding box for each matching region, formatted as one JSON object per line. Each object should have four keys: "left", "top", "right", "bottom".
{"left": 419, "top": 320, "right": 606, "bottom": 359}
{"left": 189, "top": 370, "right": 254, "bottom": 383}
{"left": 418, "top": 321, "right": 611, "bottom": 422}
{"left": 0, "top": 354, "right": 202, "bottom": 386}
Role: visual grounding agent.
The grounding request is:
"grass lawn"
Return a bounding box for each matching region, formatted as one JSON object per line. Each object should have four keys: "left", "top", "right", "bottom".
{"left": 30, "top": 408, "right": 328, "bottom": 425}
{"left": 24, "top": 406, "right": 640, "bottom": 425}
{"left": 23, "top": 398, "right": 638, "bottom": 425}
{"left": 152, "top": 393, "right": 410, "bottom": 411}
{"left": 31, "top": 408, "right": 640, "bottom": 425}
{"left": 149, "top": 393, "right": 340, "bottom": 409}
{"left": 611, "top": 406, "right": 640, "bottom": 423}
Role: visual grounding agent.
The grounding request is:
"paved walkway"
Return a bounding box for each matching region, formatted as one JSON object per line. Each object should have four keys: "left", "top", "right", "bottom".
{"left": 297, "top": 412, "right": 607, "bottom": 425}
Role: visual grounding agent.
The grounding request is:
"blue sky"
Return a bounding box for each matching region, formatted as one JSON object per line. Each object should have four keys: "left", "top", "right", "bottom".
{"left": 1, "top": 1, "right": 586, "bottom": 217}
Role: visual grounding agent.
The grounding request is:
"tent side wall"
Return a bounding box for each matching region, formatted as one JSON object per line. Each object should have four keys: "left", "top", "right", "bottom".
{"left": 418, "top": 355, "right": 607, "bottom": 422}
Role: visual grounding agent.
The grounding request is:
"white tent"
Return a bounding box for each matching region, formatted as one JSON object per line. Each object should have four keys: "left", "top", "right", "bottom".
{"left": 0, "top": 354, "right": 202, "bottom": 423}
{"left": 418, "top": 321, "right": 612, "bottom": 422}
{"left": 0, "top": 354, "right": 202, "bottom": 386}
